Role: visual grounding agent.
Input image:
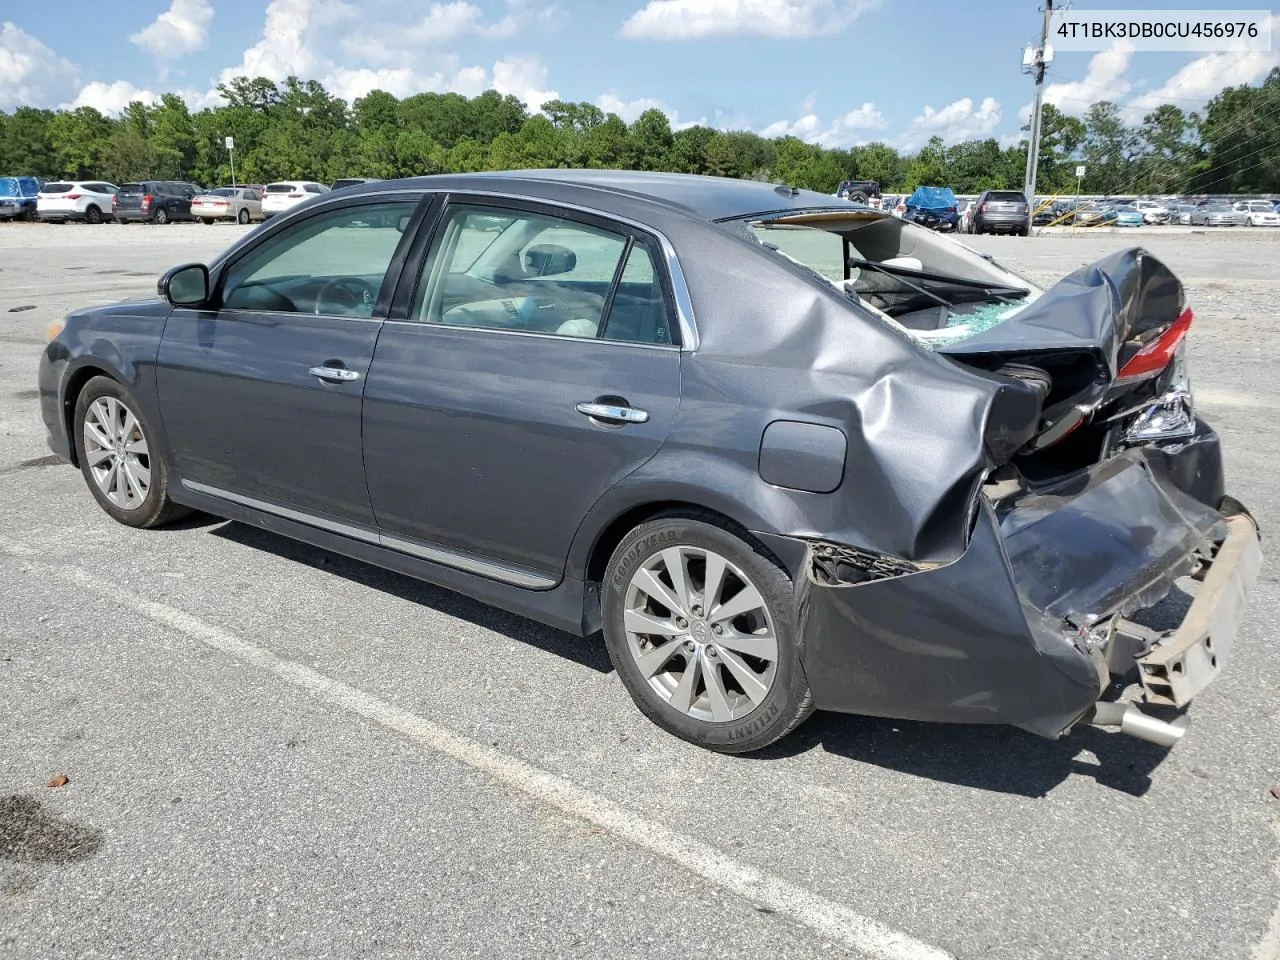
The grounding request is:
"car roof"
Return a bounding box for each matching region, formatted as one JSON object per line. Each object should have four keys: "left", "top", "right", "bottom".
{"left": 346, "top": 170, "right": 846, "bottom": 224}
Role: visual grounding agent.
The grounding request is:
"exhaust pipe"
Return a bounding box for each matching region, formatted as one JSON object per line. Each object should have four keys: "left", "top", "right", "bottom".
{"left": 1086, "top": 701, "right": 1189, "bottom": 748}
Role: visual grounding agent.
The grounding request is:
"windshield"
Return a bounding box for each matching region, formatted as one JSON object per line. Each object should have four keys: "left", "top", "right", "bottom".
{"left": 730, "top": 210, "right": 1041, "bottom": 349}
{"left": 1204, "top": 204, "right": 1232, "bottom": 211}
{"left": 1248, "top": 201, "right": 1272, "bottom": 211}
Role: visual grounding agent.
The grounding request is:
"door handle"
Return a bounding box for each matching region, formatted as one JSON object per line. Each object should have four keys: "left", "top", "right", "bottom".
{"left": 309, "top": 365, "right": 361, "bottom": 383}
{"left": 576, "top": 402, "right": 649, "bottom": 425}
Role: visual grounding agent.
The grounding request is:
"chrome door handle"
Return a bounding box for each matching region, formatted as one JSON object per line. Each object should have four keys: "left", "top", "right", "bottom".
{"left": 576, "top": 402, "right": 649, "bottom": 424}
{"left": 309, "top": 365, "right": 361, "bottom": 383}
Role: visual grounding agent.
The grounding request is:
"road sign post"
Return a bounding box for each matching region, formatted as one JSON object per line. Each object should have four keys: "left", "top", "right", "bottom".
{"left": 225, "top": 136, "right": 236, "bottom": 188}
{"left": 1073, "top": 165, "right": 1085, "bottom": 234}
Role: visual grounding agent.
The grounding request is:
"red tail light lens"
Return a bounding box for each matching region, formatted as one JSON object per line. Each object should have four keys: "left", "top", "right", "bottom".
{"left": 112, "top": 195, "right": 118, "bottom": 206}
{"left": 979, "top": 203, "right": 987, "bottom": 212}
{"left": 288, "top": 192, "right": 303, "bottom": 198}
{"left": 64, "top": 193, "right": 81, "bottom": 200}
{"left": 1116, "top": 308, "right": 1193, "bottom": 383}
{"left": 142, "top": 194, "right": 153, "bottom": 205}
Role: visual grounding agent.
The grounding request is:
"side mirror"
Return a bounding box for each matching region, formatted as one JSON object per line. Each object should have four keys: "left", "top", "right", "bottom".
{"left": 159, "top": 263, "right": 210, "bottom": 307}
{"left": 524, "top": 243, "right": 577, "bottom": 277}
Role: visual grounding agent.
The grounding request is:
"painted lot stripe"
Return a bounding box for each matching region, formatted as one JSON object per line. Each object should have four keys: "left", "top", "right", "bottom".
{"left": 0, "top": 539, "right": 952, "bottom": 960}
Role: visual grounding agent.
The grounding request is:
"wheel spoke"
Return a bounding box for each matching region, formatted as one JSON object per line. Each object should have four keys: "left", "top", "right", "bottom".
{"left": 701, "top": 550, "right": 727, "bottom": 610}
{"left": 635, "top": 637, "right": 683, "bottom": 679}
{"left": 632, "top": 568, "right": 687, "bottom": 618}
{"left": 711, "top": 583, "right": 765, "bottom": 625}
{"left": 624, "top": 608, "right": 682, "bottom": 638}
{"left": 102, "top": 397, "right": 120, "bottom": 435}
{"left": 669, "top": 652, "right": 701, "bottom": 714}
{"left": 119, "top": 410, "right": 138, "bottom": 445}
{"left": 125, "top": 436, "right": 148, "bottom": 455}
{"left": 702, "top": 662, "right": 734, "bottom": 721}
{"left": 714, "top": 629, "right": 777, "bottom": 661}
{"left": 660, "top": 548, "right": 692, "bottom": 614}
{"left": 85, "top": 446, "right": 114, "bottom": 467}
{"left": 718, "top": 649, "right": 770, "bottom": 705}
{"left": 122, "top": 462, "right": 146, "bottom": 501}
{"left": 84, "top": 421, "right": 113, "bottom": 451}
{"left": 99, "top": 461, "right": 118, "bottom": 501}
{"left": 127, "top": 457, "right": 150, "bottom": 489}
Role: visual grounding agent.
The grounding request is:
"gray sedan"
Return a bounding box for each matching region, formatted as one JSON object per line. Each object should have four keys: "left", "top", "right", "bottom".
{"left": 37, "top": 171, "right": 1260, "bottom": 754}
{"left": 1190, "top": 202, "right": 1239, "bottom": 226}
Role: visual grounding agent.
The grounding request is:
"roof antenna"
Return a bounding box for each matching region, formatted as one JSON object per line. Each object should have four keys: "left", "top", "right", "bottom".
{"left": 775, "top": 184, "right": 800, "bottom": 197}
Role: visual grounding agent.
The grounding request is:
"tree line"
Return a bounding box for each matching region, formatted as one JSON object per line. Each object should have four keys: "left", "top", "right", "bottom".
{"left": 1, "top": 68, "right": 1276, "bottom": 196}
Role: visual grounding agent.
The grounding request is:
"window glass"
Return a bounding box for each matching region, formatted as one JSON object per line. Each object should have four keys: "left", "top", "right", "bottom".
{"left": 221, "top": 201, "right": 416, "bottom": 317}
{"left": 42, "top": 183, "right": 73, "bottom": 193}
{"left": 304, "top": 184, "right": 322, "bottom": 194}
{"left": 601, "top": 240, "right": 675, "bottom": 345}
{"left": 413, "top": 205, "right": 627, "bottom": 340}
{"left": 265, "top": 184, "right": 294, "bottom": 193}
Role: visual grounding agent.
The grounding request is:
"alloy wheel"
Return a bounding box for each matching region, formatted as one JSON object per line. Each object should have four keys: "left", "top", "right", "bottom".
{"left": 82, "top": 396, "right": 151, "bottom": 511}
{"left": 623, "top": 545, "right": 779, "bottom": 722}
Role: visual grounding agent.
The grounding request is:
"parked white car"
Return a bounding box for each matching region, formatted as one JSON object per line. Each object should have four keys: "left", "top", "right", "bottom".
{"left": 36, "top": 180, "right": 119, "bottom": 224}
{"left": 1233, "top": 200, "right": 1280, "bottom": 227}
{"left": 192, "top": 186, "right": 265, "bottom": 224}
{"left": 1133, "top": 200, "right": 1170, "bottom": 224}
{"left": 261, "top": 181, "right": 329, "bottom": 218}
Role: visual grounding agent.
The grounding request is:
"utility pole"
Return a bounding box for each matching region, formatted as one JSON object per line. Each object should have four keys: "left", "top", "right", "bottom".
{"left": 1022, "top": 0, "right": 1055, "bottom": 202}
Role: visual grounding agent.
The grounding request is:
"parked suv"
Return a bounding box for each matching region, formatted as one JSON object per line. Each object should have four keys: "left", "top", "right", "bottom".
{"left": 834, "top": 179, "right": 881, "bottom": 207}
{"left": 36, "top": 181, "right": 119, "bottom": 223}
{"left": 970, "top": 190, "right": 1031, "bottom": 236}
{"left": 114, "top": 181, "right": 196, "bottom": 224}
{"left": 0, "top": 176, "right": 42, "bottom": 221}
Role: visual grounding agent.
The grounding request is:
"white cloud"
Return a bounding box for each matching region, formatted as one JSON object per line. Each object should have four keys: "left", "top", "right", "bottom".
{"left": 492, "top": 55, "right": 558, "bottom": 112}
{"left": 620, "top": 0, "right": 878, "bottom": 40}
{"left": 597, "top": 92, "right": 705, "bottom": 129}
{"left": 64, "top": 80, "right": 161, "bottom": 114}
{"left": 761, "top": 100, "right": 887, "bottom": 147}
{"left": 0, "top": 21, "right": 81, "bottom": 110}
{"left": 344, "top": 1, "right": 560, "bottom": 63}
{"left": 131, "top": 0, "right": 214, "bottom": 60}
{"left": 1120, "top": 27, "right": 1280, "bottom": 122}
{"left": 896, "top": 96, "right": 1002, "bottom": 150}
{"left": 1042, "top": 41, "right": 1134, "bottom": 118}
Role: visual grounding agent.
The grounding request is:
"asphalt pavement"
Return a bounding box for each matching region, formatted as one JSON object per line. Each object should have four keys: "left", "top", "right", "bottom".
{"left": 1, "top": 220, "right": 1278, "bottom": 960}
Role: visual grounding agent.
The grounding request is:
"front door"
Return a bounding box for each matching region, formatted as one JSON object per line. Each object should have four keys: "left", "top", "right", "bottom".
{"left": 156, "top": 197, "right": 422, "bottom": 527}
{"left": 363, "top": 199, "right": 682, "bottom": 583}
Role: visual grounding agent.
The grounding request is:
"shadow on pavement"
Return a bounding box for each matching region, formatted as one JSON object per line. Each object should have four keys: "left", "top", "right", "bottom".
{"left": 747, "top": 709, "right": 1176, "bottom": 797}
{"left": 209, "top": 520, "right": 614, "bottom": 675}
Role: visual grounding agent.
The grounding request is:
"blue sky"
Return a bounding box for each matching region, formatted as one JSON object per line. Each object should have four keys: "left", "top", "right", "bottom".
{"left": 2, "top": 0, "right": 1277, "bottom": 150}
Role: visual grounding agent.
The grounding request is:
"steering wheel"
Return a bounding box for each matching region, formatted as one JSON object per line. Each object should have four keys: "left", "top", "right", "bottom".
{"left": 314, "top": 277, "right": 377, "bottom": 316}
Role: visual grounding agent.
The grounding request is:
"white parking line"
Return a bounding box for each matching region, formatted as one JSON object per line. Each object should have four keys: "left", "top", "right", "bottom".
{"left": 0, "top": 537, "right": 952, "bottom": 960}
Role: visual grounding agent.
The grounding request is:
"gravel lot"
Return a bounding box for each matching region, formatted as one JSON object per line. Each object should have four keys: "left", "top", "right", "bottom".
{"left": 1, "top": 220, "right": 1278, "bottom": 960}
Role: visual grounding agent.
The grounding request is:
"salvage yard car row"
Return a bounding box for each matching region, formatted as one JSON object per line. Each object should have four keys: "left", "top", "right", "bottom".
{"left": 0, "top": 177, "right": 370, "bottom": 223}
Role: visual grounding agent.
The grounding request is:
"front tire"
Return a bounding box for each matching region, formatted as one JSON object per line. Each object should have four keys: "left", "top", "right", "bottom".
{"left": 237, "top": 207, "right": 250, "bottom": 224}
{"left": 602, "top": 515, "right": 813, "bottom": 753}
{"left": 73, "top": 377, "right": 188, "bottom": 529}
{"left": 153, "top": 207, "right": 169, "bottom": 225}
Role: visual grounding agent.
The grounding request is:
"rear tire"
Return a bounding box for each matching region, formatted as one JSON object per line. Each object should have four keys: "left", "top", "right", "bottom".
{"left": 201, "top": 217, "right": 214, "bottom": 225}
{"left": 602, "top": 514, "right": 814, "bottom": 754}
{"left": 154, "top": 207, "right": 169, "bottom": 225}
{"left": 237, "top": 207, "right": 250, "bottom": 224}
{"left": 72, "top": 377, "right": 189, "bottom": 529}
{"left": 84, "top": 205, "right": 102, "bottom": 224}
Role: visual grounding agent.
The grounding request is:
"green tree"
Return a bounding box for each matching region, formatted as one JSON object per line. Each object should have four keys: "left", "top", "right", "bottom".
{"left": 630, "top": 108, "right": 674, "bottom": 171}
{"left": 1081, "top": 101, "right": 1140, "bottom": 194}
{"left": 904, "top": 136, "right": 948, "bottom": 188}
{"left": 48, "top": 107, "right": 113, "bottom": 178}
{"left": 1194, "top": 68, "right": 1280, "bottom": 193}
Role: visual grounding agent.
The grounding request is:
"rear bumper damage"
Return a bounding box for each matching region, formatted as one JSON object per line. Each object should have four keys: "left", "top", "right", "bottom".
{"left": 795, "top": 420, "right": 1261, "bottom": 743}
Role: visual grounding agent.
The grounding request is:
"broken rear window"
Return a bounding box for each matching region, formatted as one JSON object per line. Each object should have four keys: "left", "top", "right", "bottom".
{"left": 730, "top": 210, "right": 1042, "bottom": 349}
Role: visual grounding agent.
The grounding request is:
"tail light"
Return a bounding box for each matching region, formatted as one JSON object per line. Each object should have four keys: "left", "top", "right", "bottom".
{"left": 112, "top": 195, "right": 118, "bottom": 207}
{"left": 65, "top": 193, "right": 81, "bottom": 200}
{"left": 288, "top": 192, "right": 303, "bottom": 198}
{"left": 1115, "top": 308, "right": 1193, "bottom": 384}
{"left": 979, "top": 203, "right": 987, "bottom": 212}
{"left": 142, "top": 194, "right": 153, "bottom": 206}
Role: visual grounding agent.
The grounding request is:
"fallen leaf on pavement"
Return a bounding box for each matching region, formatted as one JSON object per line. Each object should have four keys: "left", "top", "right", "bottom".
{"left": 47, "top": 774, "right": 69, "bottom": 788}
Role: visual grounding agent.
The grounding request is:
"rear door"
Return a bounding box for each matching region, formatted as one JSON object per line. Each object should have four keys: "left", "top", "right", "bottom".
{"left": 156, "top": 195, "right": 425, "bottom": 527}
{"left": 363, "top": 196, "right": 682, "bottom": 584}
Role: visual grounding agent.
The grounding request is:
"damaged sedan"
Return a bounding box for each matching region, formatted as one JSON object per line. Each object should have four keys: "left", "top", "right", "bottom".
{"left": 38, "top": 171, "right": 1260, "bottom": 753}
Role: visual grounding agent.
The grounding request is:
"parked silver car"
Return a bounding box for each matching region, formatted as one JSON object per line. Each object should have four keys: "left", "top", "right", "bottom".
{"left": 1190, "top": 202, "right": 1238, "bottom": 227}
{"left": 192, "top": 186, "right": 264, "bottom": 224}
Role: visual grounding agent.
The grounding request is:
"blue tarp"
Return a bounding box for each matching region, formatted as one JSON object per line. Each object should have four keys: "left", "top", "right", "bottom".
{"left": 905, "top": 186, "right": 956, "bottom": 212}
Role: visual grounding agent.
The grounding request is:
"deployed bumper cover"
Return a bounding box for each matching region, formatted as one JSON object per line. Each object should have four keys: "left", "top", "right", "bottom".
{"left": 796, "top": 423, "right": 1260, "bottom": 738}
